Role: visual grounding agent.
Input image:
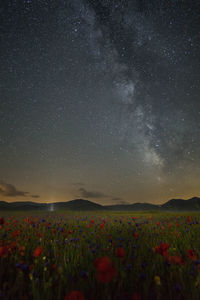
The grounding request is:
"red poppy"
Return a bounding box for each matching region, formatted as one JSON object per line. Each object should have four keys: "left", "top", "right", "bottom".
{"left": 26, "top": 218, "right": 34, "bottom": 225}
{"left": 11, "top": 230, "right": 20, "bottom": 238}
{"left": 9, "top": 241, "right": 17, "bottom": 251}
{"left": 33, "top": 246, "right": 43, "bottom": 257}
{"left": 94, "top": 256, "right": 111, "bottom": 272}
{"left": 186, "top": 216, "right": 191, "bottom": 223}
{"left": 0, "top": 246, "right": 8, "bottom": 257}
{"left": 166, "top": 255, "right": 184, "bottom": 265}
{"left": 187, "top": 249, "right": 198, "bottom": 261}
{"left": 115, "top": 247, "right": 125, "bottom": 258}
{"left": 96, "top": 266, "right": 117, "bottom": 283}
{"left": 154, "top": 243, "right": 169, "bottom": 256}
{"left": 132, "top": 293, "right": 142, "bottom": 300}
{"left": 94, "top": 256, "right": 117, "bottom": 283}
{"left": 64, "top": 290, "right": 84, "bottom": 300}
{"left": 133, "top": 232, "right": 139, "bottom": 238}
{"left": 91, "top": 220, "right": 95, "bottom": 225}
{"left": 25, "top": 217, "right": 30, "bottom": 223}
{"left": 0, "top": 218, "right": 4, "bottom": 225}
{"left": 99, "top": 223, "right": 104, "bottom": 229}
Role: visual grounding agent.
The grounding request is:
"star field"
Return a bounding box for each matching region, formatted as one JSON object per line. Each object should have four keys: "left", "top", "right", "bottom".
{"left": 0, "top": 0, "right": 200, "bottom": 204}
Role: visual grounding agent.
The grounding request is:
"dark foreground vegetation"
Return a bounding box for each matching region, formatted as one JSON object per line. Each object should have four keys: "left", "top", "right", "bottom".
{"left": 1, "top": 211, "right": 200, "bottom": 300}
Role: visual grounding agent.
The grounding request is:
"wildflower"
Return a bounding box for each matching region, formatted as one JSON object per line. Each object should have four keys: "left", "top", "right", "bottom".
{"left": 154, "top": 275, "right": 161, "bottom": 286}
{"left": 94, "top": 256, "right": 117, "bottom": 283}
{"left": 94, "top": 256, "right": 111, "bottom": 272}
{"left": 0, "top": 218, "right": 4, "bottom": 225}
{"left": 97, "top": 266, "right": 116, "bottom": 283}
{"left": 187, "top": 249, "right": 198, "bottom": 261}
{"left": 16, "top": 263, "right": 28, "bottom": 272}
{"left": 132, "top": 293, "right": 141, "bottom": 300}
{"left": 133, "top": 232, "right": 139, "bottom": 238}
{"left": 64, "top": 290, "right": 84, "bottom": 300}
{"left": 154, "top": 243, "right": 169, "bottom": 256}
{"left": 166, "top": 255, "right": 184, "bottom": 265}
{"left": 33, "top": 246, "right": 43, "bottom": 258}
{"left": 11, "top": 230, "right": 20, "bottom": 238}
{"left": 80, "top": 270, "right": 87, "bottom": 278}
{"left": 174, "top": 283, "right": 182, "bottom": 292}
{"left": 19, "top": 246, "right": 25, "bottom": 252}
{"left": 99, "top": 223, "right": 104, "bottom": 229}
{"left": 29, "top": 273, "right": 33, "bottom": 280}
{"left": 0, "top": 246, "right": 8, "bottom": 257}
{"left": 19, "top": 245, "right": 25, "bottom": 255}
{"left": 115, "top": 247, "right": 125, "bottom": 258}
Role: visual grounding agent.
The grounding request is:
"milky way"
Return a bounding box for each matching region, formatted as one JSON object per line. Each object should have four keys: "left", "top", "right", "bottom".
{"left": 0, "top": 0, "right": 200, "bottom": 204}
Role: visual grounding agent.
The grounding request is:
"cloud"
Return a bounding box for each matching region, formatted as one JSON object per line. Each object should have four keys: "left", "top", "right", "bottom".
{"left": 78, "top": 188, "right": 109, "bottom": 199}
{"left": 72, "top": 182, "right": 85, "bottom": 186}
{"left": 78, "top": 188, "right": 123, "bottom": 202}
{"left": 0, "top": 181, "right": 39, "bottom": 198}
{"left": 0, "top": 181, "right": 28, "bottom": 197}
{"left": 31, "top": 194, "right": 40, "bottom": 198}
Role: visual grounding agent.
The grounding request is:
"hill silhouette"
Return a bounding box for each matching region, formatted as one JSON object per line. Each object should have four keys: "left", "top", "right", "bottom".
{"left": 105, "top": 202, "right": 159, "bottom": 211}
{"left": 0, "top": 197, "right": 200, "bottom": 211}
{"left": 0, "top": 199, "right": 103, "bottom": 211}
{"left": 52, "top": 199, "right": 104, "bottom": 211}
{"left": 161, "top": 197, "right": 200, "bottom": 211}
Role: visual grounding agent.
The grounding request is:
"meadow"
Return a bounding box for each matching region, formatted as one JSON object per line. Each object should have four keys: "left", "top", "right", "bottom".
{"left": 0, "top": 211, "right": 200, "bottom": 300}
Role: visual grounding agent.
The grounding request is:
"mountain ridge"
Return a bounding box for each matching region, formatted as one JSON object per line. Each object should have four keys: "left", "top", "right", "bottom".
{"left": 0, "top": 197, "right": 200, "bottom": 211}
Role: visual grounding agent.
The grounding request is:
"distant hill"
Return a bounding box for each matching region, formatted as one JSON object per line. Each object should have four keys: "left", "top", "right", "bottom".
{"left": 52, "top": 199, "right": 104, "bottom": 211}
{"left": 105, "top": 202, "right": 159, "bottom": 211}
{"left": 161, "top": 197, "right": 200, "bottom": 211}
{"left": 0, "top": 199, "right": 103, "bottom": 211}
{"left": 0, "top": 201, "right": 47, "bottom": 210}
{"left": 0, "top": 197, "right": 200, "bottom": 211}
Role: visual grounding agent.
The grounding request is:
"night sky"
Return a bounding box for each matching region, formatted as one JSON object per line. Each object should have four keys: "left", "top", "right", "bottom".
{"left": 1, "top": 0, "right": 200, "bottom": 205}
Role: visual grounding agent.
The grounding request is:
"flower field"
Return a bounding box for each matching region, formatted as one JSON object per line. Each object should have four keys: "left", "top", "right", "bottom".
{"left": 1, "top": 211, "right": 200, "bottom": 300}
